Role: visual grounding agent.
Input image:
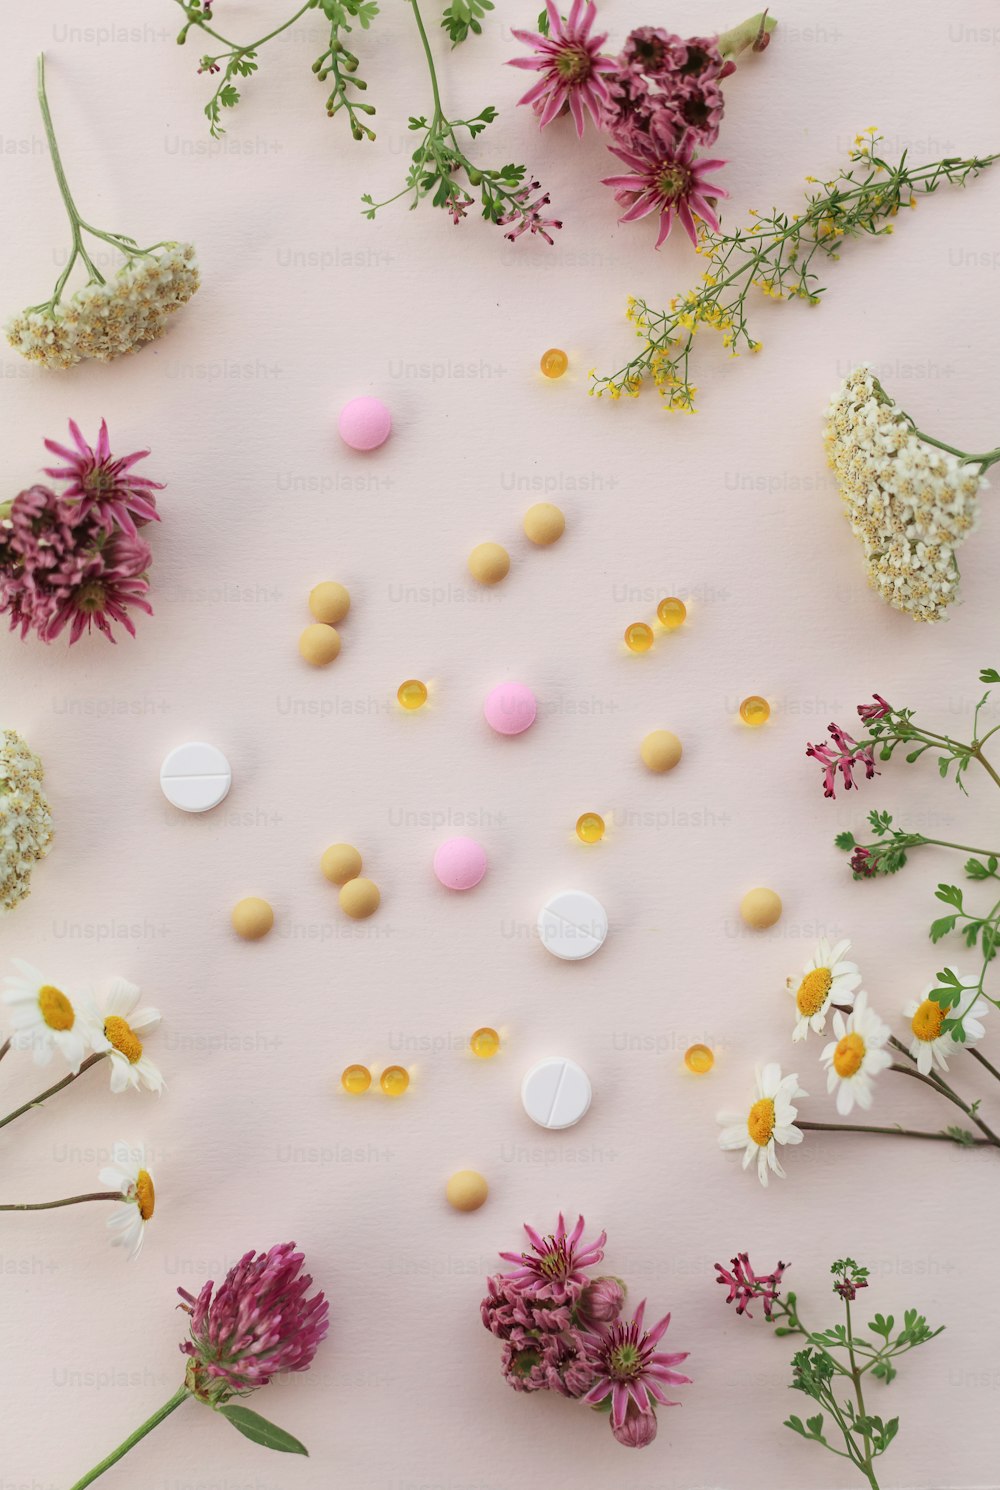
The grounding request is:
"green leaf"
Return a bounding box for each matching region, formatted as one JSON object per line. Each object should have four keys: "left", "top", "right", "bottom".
{"left": 980, "top": 667, "right": 1000, "bottom": 684}
{"left": 934, "top": 883, "right": 963, "bottom": 909}
{"left": 965, "top": 855, "right": 998, "bottom": 880}
{"left": 217, "top": 1406, "right": 309, "bottom": 1456}
{"left": 442, "top": 0, "right": 494, "bottom": 44}
{"left": 929, "top": 915, "right": 957, "bottom": 943}
{"left": 219, "top": 84, "right": 241, "bottom": 109}
{"left": 834, "top": 830, "right": 856, "bottom": 850}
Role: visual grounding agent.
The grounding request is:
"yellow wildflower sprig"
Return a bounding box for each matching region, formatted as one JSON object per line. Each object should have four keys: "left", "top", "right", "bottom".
{"left": 592, "top": 131, "right": 999, "bottom": 411}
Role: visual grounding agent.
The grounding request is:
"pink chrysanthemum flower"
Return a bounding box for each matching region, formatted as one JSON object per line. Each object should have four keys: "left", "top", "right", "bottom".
{"left": 806, "top": 723, "right": 879, "bottom": 798}
{"left": 43, "top": 418, "right": 162, "bottom": 537}
{"left": 602, "top": 134, "right": 728, "bottom": 246}
{"left": 509, "top": 0, "right": 617, "bottom": 137}
{"left": 178, "top": 1242, "right": 328, "bottom": 1404}
{"left": 715, "top": 1252, "right": 788, "bottom": 1319}
{"left": 498, "top": 1213, "right": 607, "bottom": 1301}
{"left": 582, "top": 1301, "right": 690, "bottom": 1434}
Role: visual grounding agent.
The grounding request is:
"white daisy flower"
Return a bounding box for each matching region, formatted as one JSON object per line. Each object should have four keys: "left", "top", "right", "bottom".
{"left": 718, "top": 1063, "right": 806, "bottom": 1187}
{"left": 87, "top": 978, "right": 164, "bottom": 1095}
{"left": 99, "top": 1141, "right": 155, "bottom": 1261}
{"left": 788, "top": 938, "right": 862, "bottom": 1041}
{"left": 1, "top": 959, "right": 98, "bottom": 1072}
{"left": 820, "top": 992, "right": 893, "bottom": 1115}
{"left": 904, "top": 979, "right": 992, "bottom": 1075}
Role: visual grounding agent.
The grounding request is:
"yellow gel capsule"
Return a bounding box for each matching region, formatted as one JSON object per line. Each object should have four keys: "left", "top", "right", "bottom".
{"left": 657, "top": 596, "right": 687, "bottom": 629}
{"left": 470, "top": 1027, "right": 500, "bottom": 1059}
{"left": 740, "top": 695, "right": 771, "bottom": 727}
{"left": 540, "top": 347, "right": 568, "bottom": 379}
{"left": 380, "top": 1065, "right": 410, "bottom": 1097}
{"left": 625, "top": 622, "right": 654, "bottom": 654}
{"left": 341, "top": 1063, "right": 372, "bottom": 1094}
{"left": 398, "top": 679, "right": 428, "bottom": 711}
{"left": 684, "top": 1043, "right": 714, "bottom": 1075}
{"left": 576, "top": 812, "right": 605, "bottom": 844}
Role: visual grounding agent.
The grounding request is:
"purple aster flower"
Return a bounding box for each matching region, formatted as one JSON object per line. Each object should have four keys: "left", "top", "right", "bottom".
{"left": 498, "top": 1213, "right": 607, "bottom": 1301}
{"left": 178, "top": 1242, "right": 329, "bottom": 1404}
{"left": 43, "top": 418, "right": 163, "bottom": 537}
{"left": 581, "top": 1300, "right": 691, "bottom": 1430}
{"left": 509, "top": 0, "right": 617, "bottom": 137}
{"left": 602, "top": 133, "right": 728, "bottom": 247}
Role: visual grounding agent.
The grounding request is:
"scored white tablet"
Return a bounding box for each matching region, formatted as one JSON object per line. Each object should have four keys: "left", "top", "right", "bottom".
{"left": 521, "top": 1057, "right": 592, "bottom": 1129}
{"left": 160, "top": 741, "right": 232, "bottom": 813}
{"left": 537, "top": 889, "right": 608, "bottom": 961}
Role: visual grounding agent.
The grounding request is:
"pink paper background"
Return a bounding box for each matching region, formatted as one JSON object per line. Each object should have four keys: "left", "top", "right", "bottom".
{"left": 2, "top": 2, "right": 999, "bottom": 1486}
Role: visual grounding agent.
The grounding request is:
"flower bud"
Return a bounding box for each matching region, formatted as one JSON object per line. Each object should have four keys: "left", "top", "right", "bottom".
{"left": 578, "top": 1275, "right": 626, "bottom": 1326}
{"left": 611, "top": 1401, "right": 658, "bottom": 1448}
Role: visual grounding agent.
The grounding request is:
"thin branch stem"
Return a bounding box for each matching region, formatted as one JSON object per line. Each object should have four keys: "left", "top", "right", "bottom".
{"left": 0, "top": 1051, "right": 107, "bottom": 1132}
{"left": 798, "top": 1119, "right": 994, "bottom": 1146}
{"left": 968, "top": 1046, "right": 1000, "bottom": 1085}
{"left": 67, "top": 1386, "right": 190, "bottom": 1490}
{"left": 0, "top": 1190, "right": 122, "bottom": 1212}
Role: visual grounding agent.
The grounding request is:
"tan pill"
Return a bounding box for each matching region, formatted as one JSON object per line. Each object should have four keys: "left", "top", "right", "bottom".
{"left": 468, "top": 542, "right": 510, "bottom": 586}
{"left": 321, "top": 843, "right": 363, "bottom": 885}
{"left": 740, "top": 887, "right": 782, "bottom": 929}
{"left": 231, "top": 897, "right": 274, "bottom": 940}
{"left": 299, "top": 623, "right": 341, "bottom": 666}
{"left": 446, "top": 1170, "right": 489, "bottom": 1212}
{"left": 309, "top": 581, "right": 350, "bottom": 625}
{"left": 523, "top": 503, "right": 565, "bottom": 546}
{"left": 641, "top": 730, "right": 683, "bottom": 773}
{"left": 339, "top": 877, "right": 380, "bottom": 919}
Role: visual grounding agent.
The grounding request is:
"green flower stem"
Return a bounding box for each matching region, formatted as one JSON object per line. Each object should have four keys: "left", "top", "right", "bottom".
{"left": 36, "top": 53, "right": 105, "bottom": 298}
{"left": 718, "top": 10, "right": 778, "bottom": 57}
{"left": 67, "top": 1386, "right": 190, "bottom": 1490}
{"left": 0, "top": 1050, "right": 107, "bottom": 1132}
{"left": 0, "top": 1190, "right": 122, "bottom": 1212}
{"left": 0, "top": 1037, "right": 11, "bottom": 1066}
{"left": 907, "top": 426, "right": 1000, "bottom": 473}
{"left": 175, "top": 0, "right": 314, "bottom": 54}
{"left": 797, "top": 1119, "right": 994, "bottom": 1146}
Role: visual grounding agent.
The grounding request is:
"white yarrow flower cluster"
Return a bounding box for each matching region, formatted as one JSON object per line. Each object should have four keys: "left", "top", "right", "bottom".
{"left": 0, "top": 730, "right": 53, "bottom": 913}
{"left": 6, "top": 244, "right": 199, "bottom": 370}
{"left": 825, "top": 365, "right": 988, "bottom": 622}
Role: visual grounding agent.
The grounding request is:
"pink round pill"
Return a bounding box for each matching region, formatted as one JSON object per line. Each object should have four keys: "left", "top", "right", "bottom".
{"left": 433, "top": 836, "right": 488, "bottom": 891}
{"left": 338, "top": 396, "right": 392, "bottom": 452}
{"left": 484, "top": 681, "right": 537, "bottom": 737}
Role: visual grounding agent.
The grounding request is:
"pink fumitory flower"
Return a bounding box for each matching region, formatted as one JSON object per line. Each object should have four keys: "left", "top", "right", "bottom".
{"left": 43, "top": 418, "right": 163, "bottom": 537}
{"left": 178, "top": 1242, "right": 329, "bottom": 1404}
{"left": 850, "top": 845, "right": 877, "bottom": 878}
{"left": 806, "top": 723, "right": 879, "bottom": 799}
{"left": 715, "top": 1253, "right": 788, "bottom": 1319}
{"left": 498, "top": 179, "right": 563, "bottom": 245}
{"left": 857, "top": 693, "right": 893, "bottom": 723}
{"left": 498, "top": 1213, "right": 607, "bottom": 1301}
{"left": 509, "top": 0, "right": 617, "bottom": 137}
{"left": 601, "top": 133, "right": 728, "bottom": 247}
{"left": 581, "top": 1300, "right": 690, "bottom": 1443}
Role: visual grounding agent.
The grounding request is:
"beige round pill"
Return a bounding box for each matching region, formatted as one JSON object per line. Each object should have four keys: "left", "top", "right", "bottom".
{"left": 309, "top": 581, "right": 350, "bottom": 625}
{"left": 339, "top": 877, "right": 380, "bottom": 919}
{"left": 446, "top": 1169, "right": 489, "bottom": 1212}
{"left": 523, "top": 503, "right": 565, "bottom": 546}
{"left": 468, "top": 542, "right": 510, "bottom": 586}
{"left": 299, "top": 623, "right": 341, "bottom": 667}
{"left": 231, "top": 897, "right": 274, "bottom": 940}
{"left": 641, "top": 729, "right": 683, "bottom": 773}
{"left": 321, "top": 842, "right": 363, "bottom": 885}
{"left": 740, "top": 887, "right": 782, "bottom": 929}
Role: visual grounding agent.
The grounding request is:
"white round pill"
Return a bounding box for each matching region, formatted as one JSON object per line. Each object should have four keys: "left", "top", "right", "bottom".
{"left": 537, "top": 889, "right": 608, "bottom": 961}
{"left": 160, "top": 742, "right": 232, "bottom": 813}
{"left": 521, "top": 1057, "right": 592, "bottom": 1130}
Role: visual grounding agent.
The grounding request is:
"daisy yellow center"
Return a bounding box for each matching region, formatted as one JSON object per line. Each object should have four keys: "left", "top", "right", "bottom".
{"left": 104, "top": 1015, "right": 143, "bottom": 1064}
{"left": 911, "top": 999, "right": 946, "bottom": 1042}
{"left": 747, "top": 1097, "right": 776, "bottom": 1147}
{"left": 796, "top": 968, "right": 832, "bottom": 1018}
{"left": 38, "top": 985, "right": 74, "bottom": 1031}
{"left": 135, "top": 1169, "right": 155, "bottom": 1222}
{"left": 555, "top": 45, "right": 591, "bottom": 83}
{"left": 833, "top": 1032, "right": 866, "bottom": 1078}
